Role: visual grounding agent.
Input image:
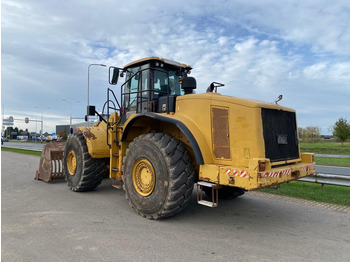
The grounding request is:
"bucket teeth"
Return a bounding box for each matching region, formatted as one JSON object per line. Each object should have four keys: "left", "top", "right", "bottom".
{"left": 35, "top": 141, "right": 66, "bottom": 182}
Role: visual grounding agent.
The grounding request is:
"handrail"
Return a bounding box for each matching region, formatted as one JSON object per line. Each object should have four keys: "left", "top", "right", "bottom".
{"left": 106, "top": 88, "right": 121, "bottom": 148}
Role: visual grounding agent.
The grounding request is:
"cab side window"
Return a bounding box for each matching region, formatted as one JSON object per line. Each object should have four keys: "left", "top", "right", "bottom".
{"left": 141, "top": 69, "right": 148, "bottom": 96}
{"left": 154, "top": 70, "right": 168, "bottom": 96}
{"left": 168, "top": 71, "right": 182, "bottom": 95}
{"left": 124, "top": 68, "right": 140, "bottom": 110}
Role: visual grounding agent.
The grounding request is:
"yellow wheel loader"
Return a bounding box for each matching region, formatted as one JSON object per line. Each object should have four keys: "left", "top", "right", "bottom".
{"left": 37, "top": 57, "right": 315, "bottom": 219}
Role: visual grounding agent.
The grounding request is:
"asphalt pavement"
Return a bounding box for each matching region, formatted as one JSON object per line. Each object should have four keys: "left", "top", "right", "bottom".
{"left": 2, "top": 141, "right": 45, "bottom": 151}
{"left": 1, "top": 152, "right": 350, "bottom": 262}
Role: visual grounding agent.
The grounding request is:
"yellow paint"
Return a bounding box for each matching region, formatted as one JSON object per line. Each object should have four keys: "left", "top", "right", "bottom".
{"left": 132, "top": 158, "right": 155, "bottom": 197}
{"left": 236, "top": 116, "right": 249, "bottom": 128}
{"left": 76, "top": 63, "right": 314, "bottom": 192}
{"left": 170, "top": 93, "right": 271, "bottom": 167}
{"left": 66, "top": 149, "right": 77, "bottom": 175}
{"left": 271, "top": 158, "right": 300, "bottom": 166}
{"left": 76, "top": 114, "right": 119, "bottom": 158}
{"left": 107, "top": 113, "right": 121, "bottom": 179}
{"left": 199, "top": 165, "right": 220, "bottom": 183}
{"left": 121, "top": 91, "right": 315, "bottom": 191}
{"left": 123, "top": 57, "right": 191, "bottom": 70}
{"left": 214, "top": 158, "right": 315, "bottom": 190}
{"left": 243, "top": 148, "right": 250, "bottom": 159}
{"left": 301, "top": 153, "right": 314, "bottom": 163}
{"left": 76, "top": 122, "right": 110, "bottom": 158}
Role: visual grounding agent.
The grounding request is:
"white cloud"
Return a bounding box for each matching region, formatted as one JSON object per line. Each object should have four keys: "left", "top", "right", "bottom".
{"left": 303, "top": 63, "right": 328, "bottom": 79}
{"left": 328, "top": 62, "right": 350, "bottom": 81}
{"left": 303, "top": 62, "right": 350, "bottom": 84}
{"left": 2, "top": 0, "right": 350, "bottom": 134}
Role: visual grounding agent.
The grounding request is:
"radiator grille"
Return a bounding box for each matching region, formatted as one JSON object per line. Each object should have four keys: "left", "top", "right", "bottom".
{"left": 212, "top": 107, "right": 230, "bottom": 159}
{"left": 261, "top": 108, "right": 299, "bottom": 162}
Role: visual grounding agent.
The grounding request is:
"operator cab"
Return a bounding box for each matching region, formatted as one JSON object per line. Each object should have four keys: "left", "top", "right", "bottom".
{"left": 111, "top": 57, "right": 194, "bottom": 123}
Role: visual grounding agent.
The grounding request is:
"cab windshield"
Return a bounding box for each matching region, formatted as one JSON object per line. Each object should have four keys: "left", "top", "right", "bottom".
{"left": 122, "top": 65, "right": 188, "bottom": 114}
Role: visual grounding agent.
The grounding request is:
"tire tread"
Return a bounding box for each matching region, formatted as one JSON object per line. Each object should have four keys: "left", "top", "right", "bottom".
{"left": 65, "top": 133, "right": 107, "bottom": 192}
{"left": 123, "top": 133, "right": 195, "bottom": 219}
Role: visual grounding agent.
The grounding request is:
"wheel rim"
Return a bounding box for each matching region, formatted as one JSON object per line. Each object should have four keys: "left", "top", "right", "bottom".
{"left": 132, "top": 158, "right": 155, "bottom": 197}
{"left": 67, "top": 149, "right": 77, "bottom": 175}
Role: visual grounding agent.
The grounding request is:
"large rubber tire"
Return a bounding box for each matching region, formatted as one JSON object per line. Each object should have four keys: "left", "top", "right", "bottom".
{"left": 63, "top": 133, "right": 108, "bottom": 192}
{"left": 204, "top": 186, "right": 245, "bottom": 199}
{"left": 123, "top": 133, "right": 195, "bottom": 219}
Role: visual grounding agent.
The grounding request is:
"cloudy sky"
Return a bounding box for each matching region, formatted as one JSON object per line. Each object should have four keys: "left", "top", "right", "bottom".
{"left": 2, "top": 0, "right": 350, "bottom": 134}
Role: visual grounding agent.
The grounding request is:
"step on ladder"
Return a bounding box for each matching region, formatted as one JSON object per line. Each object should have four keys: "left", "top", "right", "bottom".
{"left": 196, "top": 181, "right": 222, "bottom": 207}
{"left": 112, "top": 178, "right": 123, "bottom": 189}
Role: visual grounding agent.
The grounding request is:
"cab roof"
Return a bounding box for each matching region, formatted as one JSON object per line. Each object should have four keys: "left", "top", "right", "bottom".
{"left": 123, "top": 57, "right": 192, "bottom": 70}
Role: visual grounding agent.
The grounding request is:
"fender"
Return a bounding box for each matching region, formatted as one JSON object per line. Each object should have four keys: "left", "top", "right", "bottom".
{"left": 76, "top": 123, "right": 110, "bottom": 158}
{"left": 121, "top": 112, "right": 204, "bottom": 165}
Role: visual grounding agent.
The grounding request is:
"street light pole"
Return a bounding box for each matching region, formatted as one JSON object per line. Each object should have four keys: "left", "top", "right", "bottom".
{"left": 34, "top": 107, "right": 43, "bottom": 136}
{"left": 34, "top": 106, "right": 50, "bottom": 137}
{"left": 41, "top": 111, "right": 43, "bottom": 135}
{"left": 62, "top": 99, "right": 79, "bottom": 132}
{"left": 87, "top": 63, "right": 106, "bottom": 125}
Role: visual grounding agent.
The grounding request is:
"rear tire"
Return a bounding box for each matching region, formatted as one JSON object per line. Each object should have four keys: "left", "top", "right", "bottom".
{"left": 123, "top": 133, "right": 195, "bottom": 219}
{"left": 63, "top": 133, "right": 107, "bottom": 192}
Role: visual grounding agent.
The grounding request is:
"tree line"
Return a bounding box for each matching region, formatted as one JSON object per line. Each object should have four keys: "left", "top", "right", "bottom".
{"left": 3, "top": 127, "right": 30, "bottom": 139}
{"left": 299, "top": 117, "right": 350, "bottom": 145}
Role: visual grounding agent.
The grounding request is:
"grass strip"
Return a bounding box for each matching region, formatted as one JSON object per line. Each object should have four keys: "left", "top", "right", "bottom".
{"left": 315, "top": 157, "right": 350, "bottom": 167}
{"left": 1, "top": 147, "right": 41, "bottom": 157}
{"left": 300, "top": 141, "right": 350, "bottom": 155}
{"left": 260, "top": 181, "right": 350, "bottom": 207}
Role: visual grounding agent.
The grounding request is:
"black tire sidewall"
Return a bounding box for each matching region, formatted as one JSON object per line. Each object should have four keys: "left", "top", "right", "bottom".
{"left": 124, "top": 138, "right": 170, "bottom": 215}
{"left": 64, "top": 135, "right": 84, "bottom": 188}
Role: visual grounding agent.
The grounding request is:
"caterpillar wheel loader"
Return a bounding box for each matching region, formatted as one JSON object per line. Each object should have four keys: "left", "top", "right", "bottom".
{"left": 38, "top": 57, "right": 315, "bottom": 219}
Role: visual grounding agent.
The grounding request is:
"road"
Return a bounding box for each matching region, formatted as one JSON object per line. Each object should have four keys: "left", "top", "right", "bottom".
{"left": 2, "top": 141, "right": 45, "bottom": 151}
{"left": 2, "top": 152, "right": 350, "bottom": 262}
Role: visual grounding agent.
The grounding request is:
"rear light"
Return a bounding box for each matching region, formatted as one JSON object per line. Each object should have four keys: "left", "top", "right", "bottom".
{"left": 259, "top": 162, "right": 266, "bottom": 172}
{"left": 312, "top": 155, "right": 314, "bottom": 163}
{"left": 122, "top": 106, "right": 125, "bottom": 114}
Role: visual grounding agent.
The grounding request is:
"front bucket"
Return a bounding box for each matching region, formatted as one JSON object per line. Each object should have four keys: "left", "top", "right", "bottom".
{"left": 35, "top": 141, "right": 66, "bottom": 182}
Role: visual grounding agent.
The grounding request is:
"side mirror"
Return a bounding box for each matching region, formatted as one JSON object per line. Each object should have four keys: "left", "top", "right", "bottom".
{"left": 109, "top": 67, "right": 119, "bottom": 85}
{"left": 181, "top": 77, "right": 197, "bottom": 95}
{"left": 87, "top": 105, "right": 96, "bottom": 116}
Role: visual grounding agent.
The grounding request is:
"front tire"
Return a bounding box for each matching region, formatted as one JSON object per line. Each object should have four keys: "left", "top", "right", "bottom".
{"left": 63, "top": 133, "right": 107, "bottom": 192}
{"left": 123, "top": 133, "right": 195, "bottom": 219}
